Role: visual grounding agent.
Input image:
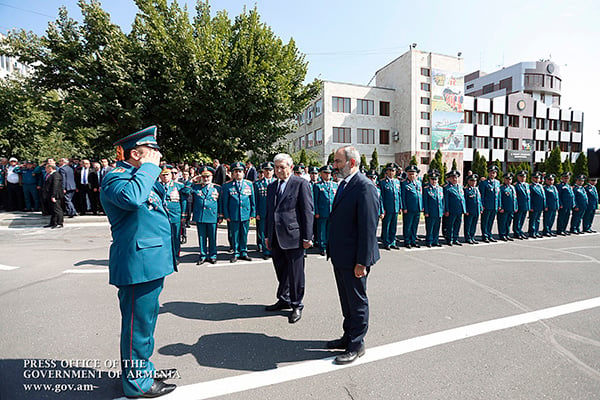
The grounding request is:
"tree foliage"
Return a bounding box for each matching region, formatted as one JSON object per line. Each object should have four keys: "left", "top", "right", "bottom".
{"left": 369, "top": 148, "right": 379, "bottom": 172}
{"left": 545, "top": 146, "right": 563, "bottom": 176}
{"left": 572, "top": 152, "right": 588, "bottom": 183}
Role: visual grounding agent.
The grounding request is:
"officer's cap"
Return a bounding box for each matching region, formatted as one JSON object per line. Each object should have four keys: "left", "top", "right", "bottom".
{"left": 467, "top": 174, "right": 479, "bottom": 181}
{"left": 589, "top": 177, "right": 598, "bottom": 181}
{"left": 504, "top": 172, "right": 514, "bottom": 179}
{"left": 516, "top": 170, "right": 528, "bottom": 177}
{"left": 25, "top": 160, "right": 34, "bottom": 164}
{"left": 261, "top": 161, "right": 274, "bottom": 170}
{"left": 231, "top": 162, "right": 245, "bottom": 171}
{"left": 298, "top": 163, "right": 305, "bottom": 168}
{"left": 488, "top": 165, "right": 499, "bottom": 172}
{"left": 113, "top": 126, "right": 160, "bottom": 151}
{"left": 576, "top": 174, "right": 586, "bottom": 181}
{"left": 9, "top": 157, "right": 17, "bottom": 162}
{"left": 428, "top": 168, "right": 440, "bottom": 176}
{"left": 429, "top": 172, "right": 440, "bottom": 179}
{"left": 545, "top": 173, "right": 556, "bottom": 179}
{"left": 198, "top": 166, "right": 215, "bottom": 176}
{"left": 308, "top": 166, "right": 319, "bottom": 174}
{"left": 160, "top": 164, "right": 173, "bottom": 175}
{"left": 71, "top": 155, "right": 81, "bottom": 160}
{"left": 293, "top": 165, "right": 303, "bottom": 173}
{"left": 445, "top": 169, "right": 460, "bottom": 178}
{"left": 385, "top": 162, "right": 399, "bottom": 171}
{"left": 405, "top": 165, "right": 420, "bottom": 173}
{"left": 366, "top": 170, "right": 378, "bottom": 178}
{"left": 561, "top": 171, "right": 572, "bottom": 177}
{"left": 532, "top": 172, "right": 543, "bottom": 179}
{"left": 319, "top": 165, "right": 333, "bottom": 173}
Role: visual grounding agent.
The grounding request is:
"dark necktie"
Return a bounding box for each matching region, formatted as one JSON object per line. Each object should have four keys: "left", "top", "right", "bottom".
{"left": 333, "top": 180, "right": 347, "bottom": 206}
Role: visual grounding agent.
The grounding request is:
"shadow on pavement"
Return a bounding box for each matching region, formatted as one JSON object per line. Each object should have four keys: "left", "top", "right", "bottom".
{"left": 73, "top": 259, "right": 109, "bottom": 267}
{"left": 159, "top": 301, "right": 287, "bottom": 321}
{"left": 0, "top": 358, "right": 121, "bottom": 399}
{"left": 159, "top": 332, "right": 330, "bottom": 371}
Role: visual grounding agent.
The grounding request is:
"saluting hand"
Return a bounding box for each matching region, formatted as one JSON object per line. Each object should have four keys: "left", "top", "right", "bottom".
{"left": 140, "top": 148, "right": 162, "bottom": 166}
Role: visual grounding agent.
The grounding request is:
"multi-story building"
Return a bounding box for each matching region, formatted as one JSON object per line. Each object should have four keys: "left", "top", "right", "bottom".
{"left": 288, "top": 49, "right": 583, "bottom": 174}
{"left": 0, "top": 33, "right": 31, "bottom": 79}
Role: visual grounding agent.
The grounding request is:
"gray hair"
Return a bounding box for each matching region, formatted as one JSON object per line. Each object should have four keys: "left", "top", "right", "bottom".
{"left": 273, "top": 153, "right": 293, "bottom": 167}
{"left": 339, "top": 146, "right": 360, "bottom": 164}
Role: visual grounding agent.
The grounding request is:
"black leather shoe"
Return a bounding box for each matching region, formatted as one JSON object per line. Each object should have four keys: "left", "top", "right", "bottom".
{"left": 452, "top": 241, "right": 462, "bottom": 246}
{"left": 489, "top": 237, "right": 497, "bottom": 242}
{"left": 154, "top": 368, "right": 178, "bottom": 381}
{"left": 447, "top": 242, "right": 453, "bottom": 246}
{"left": 501, "top": 237, "right": 508, "bottom": 242}
{"left": 404, "top": 244, "right": 411, "bottom": 249}
{"left": 390, "top": 245, "right": 400, "bottom": 250}
{"left": 413, "top": 243, "right": 421, "bottom": 248}
{"left": 383, "top": 245, "right": 391, "bottom": 250}
{"left": 507, "top": 237, "right": 514, "bottom": 241}
{"left": 126, "top": 380, "right": 176, "bottom": 398}
{"left": 239, "top": 255, "right": 252, "bottom": 261}
{"left": 472, "top": 240, "right": 479, "bottom": 244}
{"left": 52, "top": 224, "right": 63, "bottom": 229}
{"left": 288, "top": 308, "right": 302, "bottom": 323}
{"left": 265, "top": 300, "right": 291, "bottom": 311}
{"left": 427, "top": 244, "right": 432, "bottom": 248}
{"left": 334, "top": 345, "right": 365, "bottom": 365}
{"left": 43, "top": 224, "right": 54, "bottom": 228}
{"left": 326, "top": 337, "right": 348, "bottom": 349}
{"left": 434, "top": 243, "right": 442, "bottom": 247}
{"left": 319, "top": 251, "right": 325, "bottom": 256}
{"left": 482, "top": 238, "right": 489, "bottom": 243}
{"left": 196, "top": 258, "right": 206, "bottom": 266}
{"left": 209, "top": 259, "right": 217, "bottom": 264}
{"left": 230, "top": 257, "right": 238, "bottom": 263}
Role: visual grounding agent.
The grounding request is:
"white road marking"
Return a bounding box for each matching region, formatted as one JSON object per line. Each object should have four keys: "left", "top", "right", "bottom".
{"left": 113, "top": 296, "right": 600, "bottom": 400}
{"left": 62, "top": 269, "right": 108, "bottom": 274}
{"left": 0, "top": 264, "right": 20, "bottom": 270}
{"left": 204, "top": 260, "right": 273, "bottom": 267}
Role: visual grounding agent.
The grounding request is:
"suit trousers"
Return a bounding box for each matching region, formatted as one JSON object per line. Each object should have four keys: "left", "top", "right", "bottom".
{"left": 464, "top": 213, "right": 479, "bottom": 241}
{"left": 425, "top": 216, "right": 441, "bottom": 245}
{"left": 513, "top": 210, "right": 527, "bottom": 236}
{"left": 48, "top": 199, "right": 64, "bottom": 226}
{"left": 197, "top": 223, "right": 217, "bottom": 260}
{"left": 6, "top": 182, "right": 22, "bottom": 211}
{"left": 557, "top": 208, "right": 571, "bottom": 233}
{"left": 64, "top": 190, "right": 77, "bottom": 216}
{"left": 543, "top": 210, "right": 557, "bottom": 234}
{"left": 481, "top": 209, "right": 496, "bottom": 239}
{"left": 117, "top": 278, "right": 164, "bottom": 397}
{"left": 402, "top": 211, "right": 419, "bottom": 245}
{"left": 583, "top": 208, "right": 596, "bottom": 231}
{"left": 528, "top": 210, "right": 542, "bottom": 236}
{"left": 270, "top": 234, "right": 305, "bottom": 309}
{"left": 333, "top": 265, "right": 369, "bottom": 352}
{"left": 381, "top": 212, "right": 398, "bottom": 246}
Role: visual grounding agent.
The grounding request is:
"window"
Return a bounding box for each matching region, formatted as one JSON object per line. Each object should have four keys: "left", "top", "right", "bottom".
{"left": 465, "top": 136, "right": 473, "bottom": 148}
{"left": 549, "top": 119, "right": 559, "bottom": 130}
{"left": 493, "top": 114, "right": 504, "bottom": 126}
{"left": 315, "top": 99, "right": 323, "bottom": 116}
{"left": 420, "top": 127, "right": 430, "bottom": 136}
{"left": 332, "top": 97, "right": 351, "bottom": 113}
{"left": 546, "top": 75, "right": 552, "bottom": 88}
{"left": 572, "top": 142, "right": 581, "bottom": 152}
{"left": 421, "top": 82, "right": 430, "bottom": 91}
{"left": 540, "top": 93, "right": 545, "bottom": 103}
{"left": 333, "top": 127, "right": 351, "bottom": 143}
{"left": 420, "top": 142, "right": 430, "bottom": 150}
{"left": 379, "top": 101, "right": 390, "bottom": 116}
{"left": 300, "top": 135, "right": 306, "bottom": 148}
{"left": 421, "top": 157, "right": 430, "bottom": 164}
{"left": 477, "top": 112, "right": 489, "bottom": 125}
{"left": 307, "top": 106, "right": 314, "bottom": 122}
{"left": 560, "top": 142, "right": 569, "bottom": 152}
{"left": 307, "top": 132, "right": 314, "bottom": 147}
{"left": 508, "top": 139, "right": 519, "bottom": 150}
{"left": 379, "top": 129, "right": 390, "bottom": 144}
{"left": 523, "top": 117, "right": 533, "bottom": 129}
{"left": 420, "top": 97, "right": 430, "bottom": 105}
{"left": 493, "top": 138, "right": 504, "bottom": 149}
{"left": 535, "top": 140, "right": 545, "bottom": 151}
{"left": 421, "top": 112, "right": 430, "bottom": 120}
{"left": 298, "top": 112, "right": 304, "bottom": 125}
{"left": 357, "top": 128, "right": 375, "bottom": 144}
{"left": 483, "top": 83, "right": 494, "bottom": 94}
{"left": 475, "top": 137, "right": 489, "bottom": 149}
{"left": 552, "top": 95, "right": 560, "bottom": 106}
{"left": 548, "top": 141, "right": 557, "bottom": 150}
{"left": 508, "top": 115, "right": 520, "bottom": 128}
{"left": 421, "top": 68, "right": 430, "bottom": 76}
{"left": 315, "top": 128, "right": 323, "bottom": 145}
{"left": 572, "top": 121, "right": 581, "bottom": 132}
{"left": 466, "top": 83, "right": 474, "bottom": 90}
{"left": 525, "top": 74, "right": 543, "bottom": 87}
{"left": 357, "top": 99, "right": 374, "bottom": 115}
{"left": 464, "top": 110, "right": 473, "bottom": 123}
{"left": 561, "top": 121, "right": 569, "bottom": 131}
{"left": 536, "top": 118, "right": 545, "bottom": 129}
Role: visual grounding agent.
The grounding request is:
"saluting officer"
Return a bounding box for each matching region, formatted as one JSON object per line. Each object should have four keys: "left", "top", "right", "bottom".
{"left": 583, "top": 177, "right": 598, "bottom": 233}
{"left": 464, "top": 174, "right": 482, "bottom": 244}
{"left": 18, "top": 160, "right": 41, "bottom": 211}
{"left": 401, "top": 165, "right": 423, "bottom": 248}
{"left": 379, "top": 163, "right": 402, "bottom": 250}
{"left": 479, "top": 165, "right": 501, "bottom": 243}
{"left": 254, "top": 162, "right": 276, "bottom": 259}
{"left": 556, "top": 171, "right": 575, "bottom": 235}
{"left": 571, "top": 175, "right": 588, "bottom": 234}
{"left": 542, "top": 174, "right": 559, "bottom": 236}
{"left": 528, "top": 172, "right": 546, "bottom": 238}
{"left": 191, "top": 166, "right": 222, "bottom": 265}
{"left": 222, "top": 162, "right": 255, "bottom": 262}
{"left": 159, "top": 165, "right": 190, "bottom": 259}
{"left": 100, "top": 126, "right": 177, "bottom": 398}
{"left": 498, "top": 172, "right": 518, "bottom": 241}
{"left": 443, "top": 170, "right": 466, "bottom": 246}
{"left": 423, "top": 170, "right": 444, "bottom": 247}
{"left": 513, "top": 170, "right": 531, "bottom": 239}
{"left": 313, "top": 165, "right": 338, "bottom": 256}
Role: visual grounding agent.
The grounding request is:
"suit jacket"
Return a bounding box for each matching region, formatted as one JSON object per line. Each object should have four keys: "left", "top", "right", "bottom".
{"left": 265, "top": 175, "right": 314, "bottom": 250}
{"left": 59, "top": 165, "right": 77, "bottom": 191}
{"left": 213, "top": 165, "right": 227, "bottom": 186}
{"left": 43, "top": 171, "right": 64, "bottom": 200}
{"left": 100, "top": 161, "right": 176, "bottom": 287}
{"left": 327, "top": 172, "right": 380, "bottom": 269}
{"left": 89, "top": 170, "right": 100, "bottom": 190}
{"left": 245, "top": 166, "right": 258, "bottom": 182}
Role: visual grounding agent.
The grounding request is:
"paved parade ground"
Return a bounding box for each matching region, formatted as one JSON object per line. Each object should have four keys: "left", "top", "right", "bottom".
{"left": 1, "top": 215, "right": 600, "bottom": 399}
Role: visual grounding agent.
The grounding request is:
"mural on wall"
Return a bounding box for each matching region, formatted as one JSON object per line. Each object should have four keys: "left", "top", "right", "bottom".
{"left": 431, "top": 69, "right": 465, "bottom": 151}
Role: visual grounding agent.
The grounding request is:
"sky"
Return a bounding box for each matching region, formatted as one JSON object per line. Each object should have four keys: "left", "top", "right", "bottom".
{"left": 1, "top": 0, "right": 599, "bottom": 150}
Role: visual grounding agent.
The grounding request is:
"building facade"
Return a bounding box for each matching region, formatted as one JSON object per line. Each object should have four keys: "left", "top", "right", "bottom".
{"left": 0, "top": 33, "right": 31, "bottom": 79}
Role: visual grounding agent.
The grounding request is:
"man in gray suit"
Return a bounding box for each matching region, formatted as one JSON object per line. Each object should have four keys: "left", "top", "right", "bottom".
{"left": 265, "top": 153, "right": 314, "bottom": 324}
{"left": 59, "top": 158, "right": 77, "bottom": 217}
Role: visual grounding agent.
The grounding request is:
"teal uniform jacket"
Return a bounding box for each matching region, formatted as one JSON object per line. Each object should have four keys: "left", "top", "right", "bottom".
{"left": 544, "top": 184, "right": 559, "bottom": 210}
{"left": 162, "top": 180, "right": 189, "bottom": 224}
{"left": 573, "top": 185, "right": 588, "bottom": 210}
{"left": 16, "top": 167, "right": 38, "bottom": 185}
{"left": 100, "top": 161, "right": 176, "bottom": 286}
{"left": 191, "top": 183, "right": 221, "bottom": 223}
{"left": 254, "top": 177, "right": 275, "bottom": 218}
{"left": 401, "top": 179, "right": 423, "bottom": 212}
{"left": 530, "top": 182, "right": 546, "bottom": 211}
{"left": 465, "top": 185, "right": 483, "bottom": 214}
{"left": 515, "top": 182, "right": 531, "bottom": 211}
{"left": 500, "top": 184, "right": 518, "bottom": 213}
{"left": 557, "top": 182, "right": 575, "bottom": 209}
{"left": 585, "top": 184, "right": 599, "bottom": 211}
{"left": 423, "top": 184, "right": 444, "bottom": 217}
{"left": 379, "top": 177, "right": 402, "bottom": 212}
{"left": 443, "top": 183, "right": 466, "bottom": 214}
{"left": 313, "top": 179, "right": 338, "bottom": 218}
{"left": 222, "top": 179, "right": 255, "bottom": 221}
{"left": 479, "top": 178, "right": 501, "bottom": 210}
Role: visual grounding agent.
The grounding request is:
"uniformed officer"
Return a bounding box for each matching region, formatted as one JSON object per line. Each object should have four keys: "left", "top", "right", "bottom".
{"left": 254, "top": 162, "right": 276, "bottom": 259}
{"left": 159, "top": 165, "right": 190, "bottom": 259}
{"left": 528, "top": 172, "right": 546, "bottom": 238}
{"left": 17, "top": 160, "right": 41, "bottom": 211}
{"left": 191, "top": 166, "right": 221, "bottom": 265}
{"left": 366, "top": 170, "right": 384, "bottom": 220}
{"left": 570, "top": 174, "right": 588, "bottom": 234}
{"left": 308, "top": 166, "right": 320, "bottom": 186}
{"left": 464, "top": 174, "right": 482, "bottom": 244}
{"left": 401, "top": 165, "right": 423, "bottom": 248}
{"left": 513, "top": 170, "right": 531, "bottom": 239}
{"left": 423, "top": 170, "right": 444, "bottom": 247}
{"left": 556, "top": 171, "right": 575, "bottom": 235}
{"left": 222, "top": 162, "right": 255, "bottom": 262}
{"left": 293, "top": 165, "right": 304, "bottom": 178}
{"left": 443, "top": 170, "right": 466, "bottom": 246}
{"left": 498, "top": 172, "right": 517, "bottom": 241}
{"left": 100, "top": 126, "right": 177, "bottom": 398}
{"left": 583, "top": 177, "right": 598, "bottom": 233}
{"left": 479, "top": 165, "right": 501, "bottom": 242}
{"left": 379, "top": 163, "right": 402, "bottom": 250}
{"left": 313, "top": 165, "right": 338, "bottom": 255}
{"left": 542, "top": 174, "right": 559, "bottom": 236}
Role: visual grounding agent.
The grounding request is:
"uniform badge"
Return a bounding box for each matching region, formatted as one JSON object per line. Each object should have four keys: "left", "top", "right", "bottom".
{"left": 112, "top": 167, "right": 126, "bottom": 173}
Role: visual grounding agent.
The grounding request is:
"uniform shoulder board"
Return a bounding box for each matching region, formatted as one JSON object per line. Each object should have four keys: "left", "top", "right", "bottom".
{"left": 112, "top": 167, "right": 126, "bottom": 173}
{"left": 213, "top": 183, "right": 221, "bottom": 187}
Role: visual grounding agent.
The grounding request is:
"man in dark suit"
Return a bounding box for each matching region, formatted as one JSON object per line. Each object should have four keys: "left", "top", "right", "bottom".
{"left": 59, "top": 158, "right": 77, "bottom": 217}
{"left": 75, "top": 158, "right": 93, "bottom": 214}
{"left": 264, "top": 153, "right": 314, "bottom": 324}
{"left": 326, "top": 146, "right": 380, "bottom": 365}
{"left": 212, "top": 159, "right": 227, "bottom": 186}
{"left": 42, "top": 164, "right": 64, "bottom": 228}
{"left": 244, "top": 161, "right": 258, "bottom": 182}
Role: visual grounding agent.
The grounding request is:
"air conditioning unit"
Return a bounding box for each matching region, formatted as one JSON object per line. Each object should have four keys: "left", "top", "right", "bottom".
{"left": 392, "top": 131, "right": 400, "bottom": 142}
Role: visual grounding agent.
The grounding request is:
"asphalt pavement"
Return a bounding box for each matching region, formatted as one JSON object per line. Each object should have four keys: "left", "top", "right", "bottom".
{"left": 1, "top": 213, "right": 600, "bottom": 399}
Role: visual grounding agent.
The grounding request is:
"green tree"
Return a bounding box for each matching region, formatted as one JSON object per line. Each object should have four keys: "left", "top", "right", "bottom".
{"left": 292, "top": 149, "right": 320, "bottom": 167}
{"left": 409, "top": 155, "right": 418, "bottom": 166}
{"left": 572, "top": 152, "right": 589, "bottom": 182}
{"left": 451, "top": 158, "right": 458, "bottom": 171}
{"left": 360, "top": 154, "right": 368, "bottom": 169}
{"left": 327, "top": 151, "right": 335, "bottom": 165}
{"left": 472, "top": 150, "right": 487, "bottom": 178}
{"left": 545, "top": 146, "right": 563, "bottom": 176}
{"left": 562, "top": 155, "right": 572, "bottom": 181}
{"left": 493, "top": 159, "right": 503, "bottom": 180}
{"left": 370, "top": 148, "right": 379, "bottom": 172}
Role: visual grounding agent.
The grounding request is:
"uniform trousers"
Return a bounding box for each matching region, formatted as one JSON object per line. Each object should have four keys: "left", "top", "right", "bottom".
{"left": 229, "top": 220, "right": 249, "bottom": 257}
{"left": 528, "top": 210, "right": 543, "bottom": 236}
{"left": 270, "top": 234, "right": 305, "bottom": 309}
{"left": 557, "top": 208, "right": 571, "bottom": 233}
{"left": 425, "top": 216, "right": 441, "bottom": 245}
{"left": 402, "top": 211, "right": 420, "bottom": 245}
{"left": 117, "top": 278, "right": 164, "bottom": 397}
{"left": 513, "top": 210, "right": 527, "bottom": 237}
{"left": 497, "top": 211, "right": 514, "bottom": 238}
{"left": 6, "top": 182, "right": 22, "bottom": 211}
{"left": 446, "top": 213, "right": 462, "bottom": 243}
{"left": 463, "top": 213, "right": 479, "bottom": 242}
{"left": 23, "top": 184, "right": 40, "bottom": 211}
{"left": 570, "top": 208, "right": 585, "bottom": 233}
{"left": 256, "top": 217, "right": 270, "bottom": 255}
{"left": 542, "top": 210, "right": 557, "bottom": 234}
{"left": 332, "top": 265, "right": 369, "bottom": 352}
{"left": 583, "top": 208, "right": 596, "bottom": 231}
{"left": 481, "top": 209, "right": 497, "bottom": 239}
{"left": 169, "top": 221, "right": 182, "bottom": 257}
{"left": 381, "top": 212, "right": 398, "bottom": 246}
{"left": 315, "top": 217, "right": 329, "bottom": 251}
{"left": 197, "top": 222, "right": 218, "bottom": 260}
